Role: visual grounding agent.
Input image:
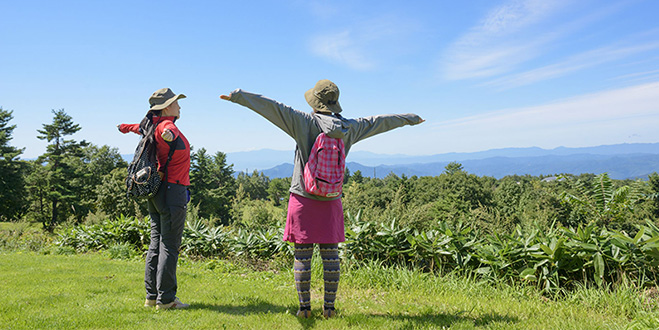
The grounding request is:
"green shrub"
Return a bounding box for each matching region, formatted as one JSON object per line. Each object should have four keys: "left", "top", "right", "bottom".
{"left": 231, "top": 199, "right": 285, "bottom": 230}
{"left": 344, "top": 209, "right": 659, "bottom": 295}
{"left": 229, "top": 227, "right": 292, "bottom": 259}
{"left": 48, "top": 206, "right": 659, "bottom": 295}
{"left": 0, "top": 221, "right": 52, "bottom": 252}
{"left": 55, "top": 215, "right": 149, "bottom": 252}
{"left": 182, "top": 218, "right": 231, "bottom": 258}
{"left": 51, "top": 245, "right": 76, "bottom": 255}
{"left": 106, "top": 242, "right": 137, "bottom": 260}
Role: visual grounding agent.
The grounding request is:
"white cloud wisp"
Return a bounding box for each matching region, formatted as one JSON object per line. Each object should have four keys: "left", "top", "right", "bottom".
{"left": 442, "top": 0, "right": 570, "bottom": 80}
{"left": 428, "top": 81, "right": 659, "bottom": 150}
{"left": 309, "top": 15, "right": 418, "bottom": 71}
{"left": 482, "top": 40, "right": 659, "bottom": 89}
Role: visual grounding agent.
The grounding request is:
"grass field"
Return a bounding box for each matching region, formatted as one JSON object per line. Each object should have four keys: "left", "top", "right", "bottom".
{"left": 2, "top": 250, "right": 658, "bottom": 329}
{"left": 0, "top": 221, "right": 43, "bottom": 232}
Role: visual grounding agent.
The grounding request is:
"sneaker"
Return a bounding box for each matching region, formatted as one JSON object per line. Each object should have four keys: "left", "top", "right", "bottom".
{"left": 156, "top": 297, "right": 190, "bottom": 310}
{"left": 144, "top": 299, "right": 157, "bottom": 307}
{"left": 296, "top": 309, "right": 312, "bottom": 318}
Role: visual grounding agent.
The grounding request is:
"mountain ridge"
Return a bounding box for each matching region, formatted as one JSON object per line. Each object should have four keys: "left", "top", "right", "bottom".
{"left": 259, "top": 153, "right": 659, "bottom": 180}
{"left": 225, "top": 142, "right": 659, "bottom": 171}
{"left": 122, "top": 142, "right": 659, "bottom": 180}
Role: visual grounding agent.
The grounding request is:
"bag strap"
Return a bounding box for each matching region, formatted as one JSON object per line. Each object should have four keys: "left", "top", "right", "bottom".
{"left": 156, "top": 139, "right": 177, "bottom": 201}
{"left": 161, "top": 139, "right": 176, "bottom": 183}
{"left": 152, "top": 119, "right": 177, "bottom": 181}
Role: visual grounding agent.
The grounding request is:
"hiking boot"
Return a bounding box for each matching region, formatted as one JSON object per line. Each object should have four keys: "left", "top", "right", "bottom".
{"left": 144, "top": 299, "right": 157, "bottom": 307}
{"left": 323, "top": 307, "right": 336, "bottom": 319}
{"left": 156, "top": 297, "right": 190, "bottom": 310}
{"left": 296, "top": 309, "right": 312, "bottom": 318}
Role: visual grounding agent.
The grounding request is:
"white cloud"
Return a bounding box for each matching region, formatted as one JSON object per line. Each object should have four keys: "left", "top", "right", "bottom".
{"left": 610, "top": 67, "right": 659, "bottom": 85}
{"left": 482, "top": 41, "right": 659, "bottom": 89}
{"left": 479, "top": 0, "right": 563, "bottom": 35}
{"left": 309, "top": 15, "right": 418, "bottom": 71}
{"left": 305, "top": 0, "right": 340, "bottom": 19}
{"left": 348, "top": 82, "right": 659, "bottom": 155}
{"left": 310, "top": 30, "right": 376, "bottom": 70}
{"left": 442, "top": 0, "right": 570, "bottom": 80}
{"left": 438, "top": 81, "right": 659, "bottom": 128}
{"left": 426, "top": 82, "right": 659, "bottom": 151}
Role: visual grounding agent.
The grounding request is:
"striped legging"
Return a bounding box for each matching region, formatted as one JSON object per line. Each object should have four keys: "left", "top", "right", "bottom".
{"left": 294, "top": 243, "right": 340, "bottom": 311}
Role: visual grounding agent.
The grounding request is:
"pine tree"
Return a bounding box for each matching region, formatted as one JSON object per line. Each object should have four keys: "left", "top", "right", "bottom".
{"left": 189, "top": 148, "right": 236, "bottom": 223}
{"left": 0, "top": 108, "right": 27, "bottom": 220}
{"left": 29, "top": 109, "right": 88, "bottom": 230}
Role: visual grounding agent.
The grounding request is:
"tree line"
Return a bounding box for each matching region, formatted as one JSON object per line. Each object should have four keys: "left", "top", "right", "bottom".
{"left": 1, "top": 107, "right": 659, "bottom": 235}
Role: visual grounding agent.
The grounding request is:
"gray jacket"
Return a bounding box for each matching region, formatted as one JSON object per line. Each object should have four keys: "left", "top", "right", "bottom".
{"left": 228, "top": 89, "right": 423, "bottom": 201}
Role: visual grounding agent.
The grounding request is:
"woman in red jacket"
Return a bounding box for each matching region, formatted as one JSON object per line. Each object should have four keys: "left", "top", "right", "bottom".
{"left": 118, "top": 88, "right": 191, "bottom": 310}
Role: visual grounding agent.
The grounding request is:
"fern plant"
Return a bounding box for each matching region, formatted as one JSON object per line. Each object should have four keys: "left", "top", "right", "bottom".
{"left": 560, "top": 173, "right": 641, "bottom": 227}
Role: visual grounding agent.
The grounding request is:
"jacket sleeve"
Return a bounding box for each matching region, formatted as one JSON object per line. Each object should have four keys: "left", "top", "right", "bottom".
{"left": 348, "top": 113, "right": 423, "bottom": 145}
{"left": 118, "top": 123, "right": 141, "bottom": 135}
{"left": 157, "top": 121, "right": 180, "bottom": 141}
{"left": 228, "top": 89, "right": 312, "bottom": 139}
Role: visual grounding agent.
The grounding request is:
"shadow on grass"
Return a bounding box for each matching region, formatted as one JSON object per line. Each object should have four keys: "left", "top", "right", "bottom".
{"left": 188, "top": 300, "right": 517, "bottom": 328}
{"left": 189, "top": 299, "right": 320, "bottom": 328}
{"left": 187, "top": 298, "right": 290, "bottom": 315}
{"left": 286, "top": 308, "right": 517, "bottom": 329}
{"left": 356, "top": 309, "right": 519, "bottom": 328}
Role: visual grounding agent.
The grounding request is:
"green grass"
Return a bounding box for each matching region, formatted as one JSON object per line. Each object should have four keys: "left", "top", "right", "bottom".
{"left": 0, "top": 221, "right": 42, "bottom": 232}
{"left": 1, "top": 251, "right": 657, "bottom": 329}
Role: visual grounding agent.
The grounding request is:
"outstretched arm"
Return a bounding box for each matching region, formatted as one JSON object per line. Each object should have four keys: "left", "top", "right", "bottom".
{"left": 220, "top": 89, "right": 312, "bottom": 139}
{"left": 117, "top": 124, "right": 140, "bottom": 135}
{"left": 349, "top": 113, "right": 424, "bottom": 144}
{"left": 117, "top": 123, "right": 175, "bottom": 142}
{"left": 117, "top": 123, "right": 175, "bottom": 144}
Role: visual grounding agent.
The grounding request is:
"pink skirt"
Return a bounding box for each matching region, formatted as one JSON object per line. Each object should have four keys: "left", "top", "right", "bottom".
{"left": 283, "top": 193, "right": 345, "bottom": 244}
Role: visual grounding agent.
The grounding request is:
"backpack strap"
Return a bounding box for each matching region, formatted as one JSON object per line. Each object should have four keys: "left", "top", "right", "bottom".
{"left": 161, "top": 140, "right": 176, "bottom": 183}
{"left": 156, "top": 139, "right": 177, "bottom": 201}
{"left": 154, "top": 119, "right": 178, "bottom": 192}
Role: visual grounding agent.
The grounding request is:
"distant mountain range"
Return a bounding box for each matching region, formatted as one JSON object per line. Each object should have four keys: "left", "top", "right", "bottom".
{"left": 227, "top": 143, "right": 659, "bottom": 180}
{"left": 122, "top": 143, "right": 659, "bottom": 180}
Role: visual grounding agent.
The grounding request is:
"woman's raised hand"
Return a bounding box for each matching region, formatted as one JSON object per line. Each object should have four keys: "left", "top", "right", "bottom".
{"left": 161, "top": 129, "right": 174, "bottom": 142}
{"left": 220, "top": 94, "right": 231, "bottom": 101}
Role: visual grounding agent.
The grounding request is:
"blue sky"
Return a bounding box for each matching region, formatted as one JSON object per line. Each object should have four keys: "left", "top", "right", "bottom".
{"left": 2, "top": 0, "right": 659, "bottom": 159}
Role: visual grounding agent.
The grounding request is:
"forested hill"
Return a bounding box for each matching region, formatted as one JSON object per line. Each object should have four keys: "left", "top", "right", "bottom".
{"left": 239, "top": 143, "right": 659, "bottom": 180}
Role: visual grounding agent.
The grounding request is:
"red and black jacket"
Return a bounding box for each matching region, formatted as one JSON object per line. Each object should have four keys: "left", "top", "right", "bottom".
{"left": 119, "top": 116, "right": 190, "bottom": 186}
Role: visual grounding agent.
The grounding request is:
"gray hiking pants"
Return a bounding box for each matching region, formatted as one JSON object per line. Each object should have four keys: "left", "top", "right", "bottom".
{"left": 144, "top": 182, "right": 188, "bottom": 304}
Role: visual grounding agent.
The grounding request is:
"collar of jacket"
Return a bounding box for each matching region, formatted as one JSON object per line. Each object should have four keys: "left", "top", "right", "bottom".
{"left": 152, "top": 116, "right": 177, "bottom": 124}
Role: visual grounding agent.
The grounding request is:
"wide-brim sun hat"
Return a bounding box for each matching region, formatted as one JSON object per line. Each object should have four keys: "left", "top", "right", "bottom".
{"left": 304, "top": 79, "right": 342, "bottom": 114}
{"left": 149, "top": 88, "right": 186, "bottom": 110}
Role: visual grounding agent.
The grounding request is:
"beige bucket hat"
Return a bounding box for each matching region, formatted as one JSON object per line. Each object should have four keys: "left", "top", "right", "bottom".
{"left": 304, "top": 79, "right": 342, "bottom": 114}
{"left": 149, "top": 88, "right": 186, "bottom": 110}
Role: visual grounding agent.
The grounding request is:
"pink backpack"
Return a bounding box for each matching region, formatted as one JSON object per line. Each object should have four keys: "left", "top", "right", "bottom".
{"left": 303, "top": 133, "right": 346, "bottom": 198}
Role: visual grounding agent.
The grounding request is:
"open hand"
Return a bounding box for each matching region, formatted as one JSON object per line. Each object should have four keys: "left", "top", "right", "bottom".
{"left": 220, "top": 94, "right": 231, "bottom": 101}
{"left": 161, "top": 129, "right": 174, "bottom": 142}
